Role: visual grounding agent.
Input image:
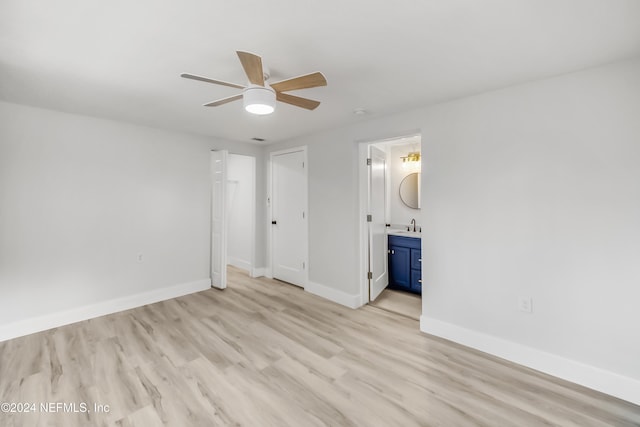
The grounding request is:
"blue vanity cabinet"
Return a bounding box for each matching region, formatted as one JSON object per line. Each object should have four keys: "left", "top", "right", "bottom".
{"left": 410, "top": 249, "right": 422, "bottom": 293}
{"left": 410, "top": 269, "right": 422, "bottom": 293}
{"left": 388, "top": 235, "right": 422, "bottom": 294}
{"left": 388, "top": 245, "right": 411, "bottom": 288}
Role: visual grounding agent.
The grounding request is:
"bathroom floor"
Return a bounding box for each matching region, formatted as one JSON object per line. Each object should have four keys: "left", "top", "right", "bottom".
{"left": 369, "top": 288, "right": 421, "bottom": 320}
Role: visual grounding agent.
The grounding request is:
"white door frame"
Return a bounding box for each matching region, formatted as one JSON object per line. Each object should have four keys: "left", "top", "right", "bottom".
{"left": 267, "top": 146, "right": 309, "bottom": 286}
{"left": 358, "top": 133, "right": 422, "bottom": 305}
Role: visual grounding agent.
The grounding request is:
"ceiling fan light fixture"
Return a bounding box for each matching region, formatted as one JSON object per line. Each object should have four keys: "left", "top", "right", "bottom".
{"left": 182, "top": 51, "right": 326, "bottom": 113}
{"left": 243, "top": 85, "right": 276, "bottom": 115}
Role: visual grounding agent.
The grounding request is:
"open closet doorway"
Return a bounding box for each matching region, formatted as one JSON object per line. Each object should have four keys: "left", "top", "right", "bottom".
{"left": 210, "top": 151, "right": 256, "bottom": 289}
{"left": 359, "top": 134, "right": 423, "bottom": 320}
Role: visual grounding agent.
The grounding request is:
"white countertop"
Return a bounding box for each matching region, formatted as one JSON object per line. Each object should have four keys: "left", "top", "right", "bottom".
{"left": 387, "top": 229, "right": 422, "bottom": 238}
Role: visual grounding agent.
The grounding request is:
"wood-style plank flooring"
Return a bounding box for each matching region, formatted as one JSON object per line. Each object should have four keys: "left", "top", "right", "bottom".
{"left": 1, "top": 267, "right": 639, "bottom": 426}
{"left": 369, "top": 288, "right": 422, "bottom": 320}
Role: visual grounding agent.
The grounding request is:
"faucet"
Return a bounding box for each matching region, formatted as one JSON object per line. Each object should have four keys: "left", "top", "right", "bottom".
{"left": 410, "top": 218, "right": 416, "bottom": 232}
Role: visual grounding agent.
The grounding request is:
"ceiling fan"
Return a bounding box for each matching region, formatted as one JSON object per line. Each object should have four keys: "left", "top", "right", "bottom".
{"left": 181, "top": 51, "right": 327, "bottom": 115}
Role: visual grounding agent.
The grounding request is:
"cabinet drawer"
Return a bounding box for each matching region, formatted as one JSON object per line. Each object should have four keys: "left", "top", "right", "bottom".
{"left": 411, "top": 269, "right": 422, "bottom": 293}
{"left": 411, "top": 249, "right": 422, "bottom": 270}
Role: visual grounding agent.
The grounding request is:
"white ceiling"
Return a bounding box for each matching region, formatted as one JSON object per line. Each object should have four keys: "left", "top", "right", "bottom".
{"left": 1, "top": 1, "right": 639, "bottom": 144}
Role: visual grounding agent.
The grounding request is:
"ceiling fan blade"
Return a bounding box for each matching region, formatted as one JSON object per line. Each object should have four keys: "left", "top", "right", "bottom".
{"left": 203, "top": 94, "right": 243, "bottom": 107}
{"left": 270, "top": 72, "right": 327, "bottom": 93}
{"left": 276, "top": 92, "right": 321, "bottom": 110}
{"left": 236, "top": 51, "right": 265, "bottom": 86}
{"left": 180, "top": 73, "right": 245, "bottom": 89}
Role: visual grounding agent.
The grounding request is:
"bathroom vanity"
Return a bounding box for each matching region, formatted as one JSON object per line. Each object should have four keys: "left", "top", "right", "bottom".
{"left": 387, "top": 232, "right": 422, "bottom": 294}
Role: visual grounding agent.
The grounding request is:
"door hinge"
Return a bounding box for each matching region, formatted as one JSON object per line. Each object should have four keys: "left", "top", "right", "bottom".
{"left": 302, "top": 211, "right": 305, "bottom": 219}
{"left": 303, "top": 262, "right": 306, "bottom": 269}
{"left": 366, "top": 158, "right": 372, "bottom": 166}
{"left": 367, "top": 271, "right": 373, "bottom": 280}
{"left": 302, "top": 161, "right": 305, "bottom": 168}
{"left": 366, "top": 214, "right": 372, "bottom": 222}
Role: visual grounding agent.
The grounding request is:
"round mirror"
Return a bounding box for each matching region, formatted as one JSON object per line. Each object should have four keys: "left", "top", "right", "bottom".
{"left": 399, "top": 173, "right": 420, "bottom": 209}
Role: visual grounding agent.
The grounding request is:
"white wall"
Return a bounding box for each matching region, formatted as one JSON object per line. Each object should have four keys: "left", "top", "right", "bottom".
{"left": 0, "top": 101, "right": 264, "bottom": 338}
{"left": 389, "top": 144, "right": 421, "bottom": 227}
{"left": 227, "top": 154, "right": 255, "bottom": 272}
{"left": 419, "top": 58, "right": 640, "bottom": 402}
{"left": 266, "top": 134, "right": 361, "bottom": 298}
{"left": 265, "top": 58, "right": 640, "bottom": 403}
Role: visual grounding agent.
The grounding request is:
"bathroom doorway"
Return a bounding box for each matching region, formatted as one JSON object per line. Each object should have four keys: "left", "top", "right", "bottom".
{"left": 358, "top": 134, "right": 422, "bottom": 319}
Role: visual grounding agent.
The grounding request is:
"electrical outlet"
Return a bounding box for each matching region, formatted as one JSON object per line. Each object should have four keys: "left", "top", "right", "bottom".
{"left": 137, "top": 253, "right": 144, "bottom": 263}
{"left": 518, "top": 297, "right": 533, "bottom": 313}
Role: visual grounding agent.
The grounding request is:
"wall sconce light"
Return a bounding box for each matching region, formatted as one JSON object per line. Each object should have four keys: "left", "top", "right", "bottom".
{"left": 401, "top": 152, "right": 421, "bottom": 172}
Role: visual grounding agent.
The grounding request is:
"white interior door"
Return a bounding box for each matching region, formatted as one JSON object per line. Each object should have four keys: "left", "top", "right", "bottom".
{"left": 271, "top": 149, "right": 307, "bottom": 287}
{"left": 211, "top": 150, "right": 228, "bottom": 289}
{"left": 369, "top": 145, "right": 388, "bottom": 301}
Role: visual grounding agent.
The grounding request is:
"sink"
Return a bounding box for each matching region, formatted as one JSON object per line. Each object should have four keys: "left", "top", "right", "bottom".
{"left": 387, "top": 229, "right": 421, "bottom": 238}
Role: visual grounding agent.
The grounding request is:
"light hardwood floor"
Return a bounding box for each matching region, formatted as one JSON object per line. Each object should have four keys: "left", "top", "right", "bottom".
{"left": 369, "top": 288, "right": 422, "bottom": 320}
{"left": 1, "top": 267, "right": 638, "bottom": 426}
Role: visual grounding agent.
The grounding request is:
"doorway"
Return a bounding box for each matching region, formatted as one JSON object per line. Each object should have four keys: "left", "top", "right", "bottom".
{"left": 226, "top": 154, "right": 256, "bottom": 274}
{"left": 269, "top": 147, "right": 308, "bottom": 287}
{"left": 359, "top": 134, "right": 422, "bottom": 318}
{"left": 210, "top": 151, "right": 257, "bottom": 289}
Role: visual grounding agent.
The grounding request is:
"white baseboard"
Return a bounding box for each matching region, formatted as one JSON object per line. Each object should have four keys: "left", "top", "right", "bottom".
{"left": 0, "top": 278, "right": 211, "bottom": 343}
{"left": 305, "top": 280, "right": 362, "bottom": 309}
{"left": 256, "top": 267, "right": 272, "bottom": 279}
{"left": 228, "top": 257, "right": 252, "bottom": 272}
{"left": 250, "top": 267, "right": 267, "bottom": 278}
{"left": 420, "top": 315, "right": 640, "bottom": 406}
